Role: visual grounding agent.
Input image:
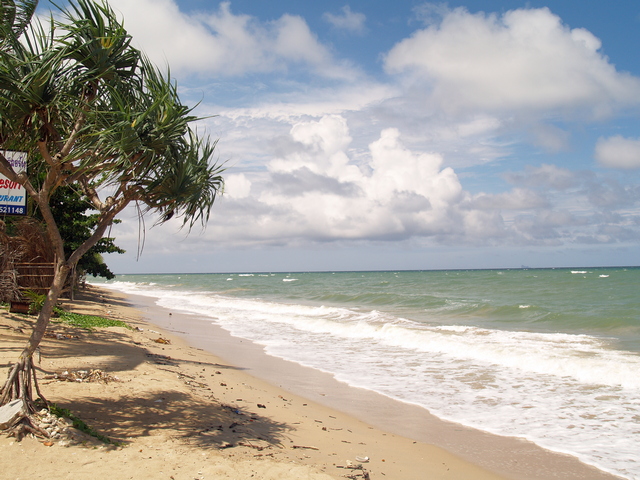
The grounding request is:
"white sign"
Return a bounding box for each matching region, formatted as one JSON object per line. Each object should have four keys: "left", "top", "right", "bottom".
{"left": 0, "top": 151, "right": 27, "bottom": 216}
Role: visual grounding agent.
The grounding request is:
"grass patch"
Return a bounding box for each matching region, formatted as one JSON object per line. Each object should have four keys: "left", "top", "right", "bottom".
{"left": 49, "top": 403, "right": 122, "bottom": 446}
{"left": 53, "top": 311, "right": 131, "bottom": 331}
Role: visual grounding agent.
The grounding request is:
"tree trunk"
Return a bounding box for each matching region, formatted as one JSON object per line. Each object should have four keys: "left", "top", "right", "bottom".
{"left": 0, "top": 261, "right": 70, "bottom": 416}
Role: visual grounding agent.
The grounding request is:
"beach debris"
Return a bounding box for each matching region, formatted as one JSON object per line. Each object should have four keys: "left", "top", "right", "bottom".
{"left": 355, "top": 456, "right": 370, "bottom": 463}
{"left": 153, "top": 337, "right": 171, "bottom": 344}
{"left": 199, "top": 425, "right": 223, "bottom": 434}
{"left": 0, "top": 400, "right": 23, "bottom": 430}
{"left": 345, "top": 470, "right": 370, "bottom": 480}
{"left": 257, "top": 403, "right": 266, "bottom": 409}
{"left": 238, "top": 441, "right": 267, "bottom": 451}
{"left": 339, "top": 461, "right": 371, "bottom": 480}
{"left": 35, "top": 409, "right": 73, "bottom": 440}
{"left": 177, "top": 372, "right": 208, "bottom": 389}
{"left": 292, "top": 444, "right": 319, "bottom": 450}
{"left": 184, "top": 380, "right": 208, "bottom": 389}
{"left": 43, "top": 369, "right": 120, "bottom": 384}
{"left": 44, "top": 332, "right": 79, "bottom": 340}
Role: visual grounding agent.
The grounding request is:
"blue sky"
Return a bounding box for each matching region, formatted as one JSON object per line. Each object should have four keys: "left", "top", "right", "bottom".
{"left": 41, "top": 1, "right": 640, "bottom": 273}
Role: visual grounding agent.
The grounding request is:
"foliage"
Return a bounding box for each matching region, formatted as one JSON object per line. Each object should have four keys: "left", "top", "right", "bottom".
{"left": 47, "top": 185, "right": 125, "bottom": 280}
{"left": 0, "top": 0, "right": 225, "bottom": 241}
{"left": 49, "top": 403, "right": 120, "bottom": 445}
{"left": 53, "top": 310, "right": 130, "bottom": 330}
{"left": 19, "top": 291, "right": 130, "bottom": 331}
{"left": 22, "top": 289, "right": 47, "bottom": 314}
{"left": 0, "top": 0, "right": 38, "bottom": 42}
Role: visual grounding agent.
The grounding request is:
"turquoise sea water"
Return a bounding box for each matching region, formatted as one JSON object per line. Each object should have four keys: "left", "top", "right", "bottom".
{"left": 95, "top": 267, "right": 640, "bottom": 479}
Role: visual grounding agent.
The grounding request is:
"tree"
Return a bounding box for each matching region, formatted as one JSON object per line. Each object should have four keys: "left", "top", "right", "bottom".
{"left": 0, "top": 0, "right": 224, "bottom": 432}
{"left": 46, "top": 184, "right": 125, "bottom": 280}
{"left": 0, "top": 0, "right": 38, "bottom": 42}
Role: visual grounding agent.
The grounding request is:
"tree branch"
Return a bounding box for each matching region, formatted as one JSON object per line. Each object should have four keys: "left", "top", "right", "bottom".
{"left": 0, "top": 151, "right": 39, "bottom": 199}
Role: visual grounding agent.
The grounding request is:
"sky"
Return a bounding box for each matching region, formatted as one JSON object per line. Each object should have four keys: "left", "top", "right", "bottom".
{"left": 40, "top": 1, "right": 640, "bottom": 273}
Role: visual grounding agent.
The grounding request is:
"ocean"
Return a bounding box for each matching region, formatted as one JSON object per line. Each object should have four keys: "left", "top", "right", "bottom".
{"left": 94, "top": 267, "right": 640, "bottom": 479}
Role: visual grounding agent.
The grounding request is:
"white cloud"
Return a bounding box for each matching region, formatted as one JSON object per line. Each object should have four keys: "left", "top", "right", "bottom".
{"left": 323, "top": 6, "right": 366, "bottom": 34}
{"left": 384, "top": 7, "right": 640, "bottom": 116}
{"left": 224, "top": 174, "right": 252, "bottom": 199}
{"left": 209, "top": 116, "right": 469, "bottom": 242}
{"left": 365, "top": 128, "right": 462, "bottom": 208}
{"left": 108, "top": 0, "right": 358, "bottom": 79}
{"left": 595, "top": 135, "right": 640, "bottom": 169}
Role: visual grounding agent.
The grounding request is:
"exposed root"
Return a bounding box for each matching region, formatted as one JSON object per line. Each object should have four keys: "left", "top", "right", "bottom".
{"left": 1, "top": 354, "right": 47, "bottom": 415}
{"left": 6, "top": 415, "right": 51, "bottom": 441}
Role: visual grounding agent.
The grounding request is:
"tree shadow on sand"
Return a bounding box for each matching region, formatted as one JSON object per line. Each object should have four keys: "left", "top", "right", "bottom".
{"left": 2, "top": 306, "right": 290, "bottom": 452}
{"left": 55, "top": 389, "right": 291, "bottom": 451}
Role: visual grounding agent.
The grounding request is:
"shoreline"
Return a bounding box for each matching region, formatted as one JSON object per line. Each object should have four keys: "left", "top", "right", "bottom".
{"left": 122, "top": 287, "right": 623, "bottom": 480}
{"left": 0, "top": 285, "right": 623, "bottom": 479}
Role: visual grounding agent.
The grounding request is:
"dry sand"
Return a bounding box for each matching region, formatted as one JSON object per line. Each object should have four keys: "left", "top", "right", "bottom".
{"left": 0, "top": 286, "right": 623, "bottom": 480}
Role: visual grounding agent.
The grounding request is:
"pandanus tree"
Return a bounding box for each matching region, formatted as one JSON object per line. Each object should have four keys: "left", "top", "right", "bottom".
{"left": 0, "top": 0, "right": 37, "bottom": 41}
{"left": 0, "top": 0, "right": 224, "bottom": 431}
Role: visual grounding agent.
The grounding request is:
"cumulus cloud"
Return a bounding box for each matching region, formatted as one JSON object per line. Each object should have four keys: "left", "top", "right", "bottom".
{"left": 384, "top": 6, "right": 640, "bottom": 116}
{"left": 209, "top": 116, "right": 469, "bottom": 242}
{"left": 323, "top": 6, "right": 366, "bottom": 34}
{"left": 595, "top": 135, "right": 640, "bottom": 169}
{"left": 108, "top": 0, "right": 358, "bottom": 79}
{"left": 224, "top": 174, "right": 252, "bottom": 199}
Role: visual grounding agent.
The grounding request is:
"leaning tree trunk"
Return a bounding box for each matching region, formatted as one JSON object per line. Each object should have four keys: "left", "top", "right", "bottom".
{"left": 0, "top": 261, "right": 70, "bottom": 437}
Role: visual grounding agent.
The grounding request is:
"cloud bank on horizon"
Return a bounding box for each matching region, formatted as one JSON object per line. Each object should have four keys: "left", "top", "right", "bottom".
{"left": 68, "top": 1, "right": 640, "bottom": 270}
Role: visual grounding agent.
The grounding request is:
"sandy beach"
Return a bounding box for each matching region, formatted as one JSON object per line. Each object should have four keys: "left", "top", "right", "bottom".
{"left": 0, "top": 286, "right": 623, "bottom": 480}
